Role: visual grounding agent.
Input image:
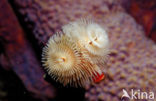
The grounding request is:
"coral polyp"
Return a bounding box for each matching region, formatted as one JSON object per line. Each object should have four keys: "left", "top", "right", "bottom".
{"left": 42, "top": 19, "right": 109, "bottom": 87}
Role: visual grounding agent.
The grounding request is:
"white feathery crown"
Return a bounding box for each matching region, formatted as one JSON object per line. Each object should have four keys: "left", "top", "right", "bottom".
{"left": 63, "top": 19, "right": 109, "bottom": 65}
{"left": 42, "top": 19, "right": 110, "bottom": 87}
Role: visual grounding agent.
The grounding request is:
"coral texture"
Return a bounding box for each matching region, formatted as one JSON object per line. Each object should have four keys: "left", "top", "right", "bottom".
{"left": 0, "top": 0, "right": 56, "bottom": 100}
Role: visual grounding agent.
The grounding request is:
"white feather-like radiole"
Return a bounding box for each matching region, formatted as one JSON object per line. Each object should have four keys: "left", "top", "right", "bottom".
{"left": 42, "top": 18, "right": 110, "bottom": 87}
{"left": 42, "top": 32, "right": 100, "bottom": 87}
{"left": 63, "top": 19, "right": 110, "bottom": 65}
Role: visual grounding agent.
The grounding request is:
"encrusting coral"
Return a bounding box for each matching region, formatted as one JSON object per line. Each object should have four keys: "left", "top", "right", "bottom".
{"left": 13, "top": 0, "right": 156, "bottom": 100}
{"left": 42, "top": 19, "right": 109, "bottom": 87}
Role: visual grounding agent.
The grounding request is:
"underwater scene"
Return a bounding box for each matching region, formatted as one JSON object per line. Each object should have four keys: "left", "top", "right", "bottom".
{"left": 0, "top": 0, "right": 156, "bottom": 101}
